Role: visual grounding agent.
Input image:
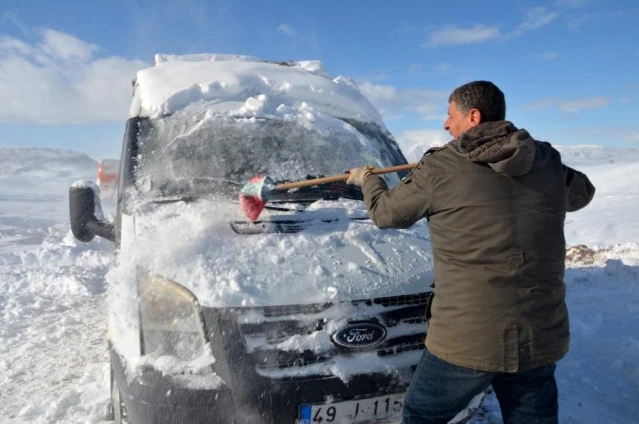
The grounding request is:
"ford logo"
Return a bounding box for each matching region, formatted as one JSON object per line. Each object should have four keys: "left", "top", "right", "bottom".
{"left": 331, "top": 322, "right": 387, "bottom": 349}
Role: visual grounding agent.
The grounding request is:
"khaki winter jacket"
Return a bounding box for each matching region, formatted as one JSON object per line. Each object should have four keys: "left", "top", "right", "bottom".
{"left": 362, "top": 121, "right": 595, "bottom": 372}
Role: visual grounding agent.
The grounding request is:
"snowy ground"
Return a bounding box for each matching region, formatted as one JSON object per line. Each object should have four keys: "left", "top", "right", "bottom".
{"left": 1, "top": 146, "right": 638, "bottom": 423}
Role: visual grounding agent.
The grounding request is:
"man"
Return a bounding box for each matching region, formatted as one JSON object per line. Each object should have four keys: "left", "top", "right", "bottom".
{"left": 346, "top": 81, "right": 595, "bottom": 424}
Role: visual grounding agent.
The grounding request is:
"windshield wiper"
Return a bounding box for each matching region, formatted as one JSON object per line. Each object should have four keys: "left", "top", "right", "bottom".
{"left": 149, "top": 177, "right": 362, "bottom": 207}
{"left": 152, "top": 195, "right": 202, "bottom": 204}
{"left": 230, "top": 216, "right": 369, "bottom": 234}
{"left": 268, "top": 180, "right": 363, "bottom": 204}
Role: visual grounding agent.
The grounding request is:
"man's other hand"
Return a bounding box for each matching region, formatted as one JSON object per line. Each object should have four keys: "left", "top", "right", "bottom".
{"left": 346, "top": 167, "right": 372, "bottom": 186}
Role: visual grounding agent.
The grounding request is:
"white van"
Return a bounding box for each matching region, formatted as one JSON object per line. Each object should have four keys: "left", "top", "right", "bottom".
{"left": 69, "top": 54, "right": 480, "bottom": 424}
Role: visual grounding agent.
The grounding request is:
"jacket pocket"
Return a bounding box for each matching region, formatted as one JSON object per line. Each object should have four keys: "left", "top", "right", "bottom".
{"left": 508, "top": 251, "right": 526, "bottom": 270}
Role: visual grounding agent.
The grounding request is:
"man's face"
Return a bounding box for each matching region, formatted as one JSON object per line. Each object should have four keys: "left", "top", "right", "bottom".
{"left": 444, "top": 101, "right": 480, "bottom": 139}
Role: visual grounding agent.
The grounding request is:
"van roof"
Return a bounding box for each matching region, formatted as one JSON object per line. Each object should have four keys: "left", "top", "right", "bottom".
{"left": 130, "top": 53, "right": 385, "bottom": 127}
{"left": 153, "top": 54, "right": 332, "bottom": 77}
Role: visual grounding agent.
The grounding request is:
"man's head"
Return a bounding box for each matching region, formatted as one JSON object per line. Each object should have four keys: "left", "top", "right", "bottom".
{"left": 444, "top": 81, "right": 506, "bottom": 139}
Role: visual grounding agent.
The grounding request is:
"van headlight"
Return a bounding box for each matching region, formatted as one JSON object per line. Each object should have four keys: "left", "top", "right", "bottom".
{"left": 138, "top": 275, "right": 207, "bottom": 361}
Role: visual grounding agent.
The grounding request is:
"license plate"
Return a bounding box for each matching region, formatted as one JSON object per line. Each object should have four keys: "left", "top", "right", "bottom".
{"left": 298, "top": 393, "right": 404, "bottom": 424}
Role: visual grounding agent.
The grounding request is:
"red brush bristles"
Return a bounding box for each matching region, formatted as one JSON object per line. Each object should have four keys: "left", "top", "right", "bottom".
{"left": 239, "top": 176, "right": 272, "bottom": 220}
{"left": 239, "top": 192, "right": 266, "bottom": 221}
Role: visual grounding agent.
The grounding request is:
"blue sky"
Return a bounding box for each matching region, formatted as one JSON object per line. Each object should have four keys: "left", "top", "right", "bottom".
{"left": 1, "top": 0, "right": 637, "bottom": 159}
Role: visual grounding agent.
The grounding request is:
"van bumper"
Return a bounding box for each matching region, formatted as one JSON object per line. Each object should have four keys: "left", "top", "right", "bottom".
{"left": 110, "top": 347, "right": 416, "bottom": 424}
{"left": 110, "top": 349, "right": 236, "bottom": 424}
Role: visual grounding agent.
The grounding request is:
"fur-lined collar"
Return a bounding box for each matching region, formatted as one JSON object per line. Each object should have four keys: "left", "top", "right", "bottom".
{"left": 447, "top": 121, "right": 536, "bottom": 177}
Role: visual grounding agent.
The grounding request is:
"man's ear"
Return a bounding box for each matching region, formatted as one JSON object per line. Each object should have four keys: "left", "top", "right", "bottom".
{"left": 469, "top": 108, "right": 482, "bottom": 125}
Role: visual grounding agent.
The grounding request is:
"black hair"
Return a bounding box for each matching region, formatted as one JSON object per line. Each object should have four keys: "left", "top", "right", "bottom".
{"left": 448, "top": 81, "right": 506, "bottom": 122}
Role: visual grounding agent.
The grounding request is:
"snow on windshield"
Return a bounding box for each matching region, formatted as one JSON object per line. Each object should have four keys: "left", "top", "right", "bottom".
{"left": 135, "top": 103, "right": 405, "bottom": 197}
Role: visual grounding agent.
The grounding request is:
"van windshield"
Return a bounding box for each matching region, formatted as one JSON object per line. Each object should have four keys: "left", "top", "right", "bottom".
{"left": 134, "top": 108, "right": 407, "bottom": 200}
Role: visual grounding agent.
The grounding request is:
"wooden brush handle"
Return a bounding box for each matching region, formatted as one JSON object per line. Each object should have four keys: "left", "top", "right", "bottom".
{"left": 274, "top": 163, "right": 417, "bottom": 191}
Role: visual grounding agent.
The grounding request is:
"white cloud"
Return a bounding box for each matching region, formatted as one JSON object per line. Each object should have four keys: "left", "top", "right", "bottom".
{"left": 395, "top": 129, "right": 451, "bottom": 163}
{"left": 424, "top": 7, "right": 559, "bottom": 48}
{"left": 423, "top": 24, "right": 501, "bottom": 47}
{"left": 521, "top": 96, "right": 611, "bottom": 112}
{"left": 620, "top": 131, "right": 639, "bottom": 143}
{"left": 511, "top": 7, "right": 559, "bottom": 37}
{"left": 536, "top": 51, "right": 559, "bottom": 61}
{"left": 0, "top": 30, "right": 147, "bottom": 124}
{"left": 521, "top": 97, "right": 561, "bottom": 110}
{"left": 39, "top": 29, "right": 97, "bottom": 61}
{"left": 559, "top": 97, "right": 611, "bottom": 112}
{"left": 0, "top": 36, "right": 32, "bottom": 55}
{"left": 276, "top": 24, "right": 298, "bottom": 39}
{"left": 359, "top": 82, "right": 448, "bottom": 121}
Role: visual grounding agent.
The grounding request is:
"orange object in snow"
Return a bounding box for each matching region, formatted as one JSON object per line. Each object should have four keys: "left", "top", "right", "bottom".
{"left": 96, "top": 159, "right": 120, "bottom": 199}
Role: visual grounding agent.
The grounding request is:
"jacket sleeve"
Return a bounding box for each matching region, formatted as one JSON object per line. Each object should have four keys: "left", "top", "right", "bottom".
{"left": 361, "top": 164, "right": 433, "bottom": 229}
{"left": 563, "top": 165, "right": 595, "bottom": 212}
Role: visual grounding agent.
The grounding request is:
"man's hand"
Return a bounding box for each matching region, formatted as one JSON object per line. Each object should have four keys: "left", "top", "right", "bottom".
{"left": 346, "top": 167, "right": 373, "bottom": 186}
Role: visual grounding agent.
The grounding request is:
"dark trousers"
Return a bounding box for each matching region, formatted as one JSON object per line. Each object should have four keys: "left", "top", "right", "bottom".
{"left": 403, "top": 349, "right": 558, "bottom": 424}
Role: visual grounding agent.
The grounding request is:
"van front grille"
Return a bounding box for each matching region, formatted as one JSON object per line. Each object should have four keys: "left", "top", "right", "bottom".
{"left": 251, "top": 333, "right": 426, "bottom": 370}
{"left": 369, "top": 292, "right": 430, "bottom": 307}
{"left": 261, "top": 303, "right": 332, "bottom": 318}
{"left": 234, "top": 292, "right": 430, "bottom": 372}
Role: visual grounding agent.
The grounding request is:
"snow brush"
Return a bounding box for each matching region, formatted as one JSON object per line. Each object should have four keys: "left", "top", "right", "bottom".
{"left": 239, "top": 163, "right": 417, "bottom": 221}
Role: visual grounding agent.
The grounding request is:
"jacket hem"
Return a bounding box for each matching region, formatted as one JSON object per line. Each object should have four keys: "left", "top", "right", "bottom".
{"left": 425, "top": 338, "right": 568, "bottom": 373}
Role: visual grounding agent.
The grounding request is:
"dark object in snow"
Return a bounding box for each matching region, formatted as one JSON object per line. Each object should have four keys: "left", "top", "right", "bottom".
{"left": 230, "top": 216, "right": 369, "bottom": 234}
{"left": 69, "top": 185, "right": 115, "bottom": 242}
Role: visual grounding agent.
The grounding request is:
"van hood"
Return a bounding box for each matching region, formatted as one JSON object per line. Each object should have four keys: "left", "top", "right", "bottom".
{"left": 121, "top": 198, "right": 434, "bottom": 307}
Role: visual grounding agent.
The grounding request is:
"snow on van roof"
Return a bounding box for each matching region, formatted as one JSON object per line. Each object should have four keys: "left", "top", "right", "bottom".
{"left": 132, "top": 53, "right": 385, "bottom": 126}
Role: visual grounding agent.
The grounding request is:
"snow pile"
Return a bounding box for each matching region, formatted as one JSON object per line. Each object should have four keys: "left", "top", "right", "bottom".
{"left": 132, "top": 344, "right": 223, "bottom": 391}
{"left": 0, "top": 223, "right": 114, "bottom": 424}
{"left": 559, "top": 254, "right": 639, "bottom": 422}
{"left": 0, "top": 224, "right": 112, "bottom": 317}
{"left": 114, "top": 198, "right": 433, "bottom": 308}
{"left": 154, "top": 54, "right": 332, "bottom": 79}
{"left": 132, "top": 54, "right": 385, "bottom": 128}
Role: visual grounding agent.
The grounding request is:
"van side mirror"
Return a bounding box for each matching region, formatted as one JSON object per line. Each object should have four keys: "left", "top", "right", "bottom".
{"left": 69, "top": 182, "right": 115, "bottom": 243}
